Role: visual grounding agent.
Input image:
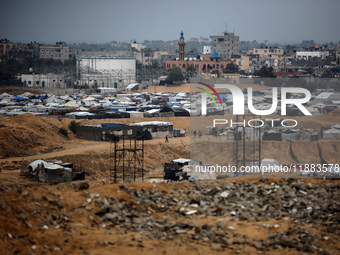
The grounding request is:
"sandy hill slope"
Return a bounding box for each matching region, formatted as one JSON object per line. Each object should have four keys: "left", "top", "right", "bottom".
{"left": 0, "top": 114, "right": 74, "bottom": 157}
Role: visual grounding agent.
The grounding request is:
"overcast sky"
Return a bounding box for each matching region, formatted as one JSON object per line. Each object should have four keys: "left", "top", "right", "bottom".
{"left": 1, "top": 0, "right": 339, "bottom": 44}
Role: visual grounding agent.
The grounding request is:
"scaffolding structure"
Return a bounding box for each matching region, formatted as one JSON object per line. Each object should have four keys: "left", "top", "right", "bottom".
{"left": 110, "top": 137, "right": 144, "bottom": 183}
{"left": 234, "top": 115, "right": 261, "bottom": 172}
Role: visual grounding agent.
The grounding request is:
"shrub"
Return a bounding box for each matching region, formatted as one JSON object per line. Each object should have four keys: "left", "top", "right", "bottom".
{"left": 59, "top": 128, "right": 68, "bottom": 138}
{"left": 69, "top": 120, "right": 79, "bottom": 134}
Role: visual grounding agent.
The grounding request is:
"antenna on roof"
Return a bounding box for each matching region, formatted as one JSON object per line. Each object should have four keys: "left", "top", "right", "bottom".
{"left": 225, "top": 22, "right": 228, "bottom": 32}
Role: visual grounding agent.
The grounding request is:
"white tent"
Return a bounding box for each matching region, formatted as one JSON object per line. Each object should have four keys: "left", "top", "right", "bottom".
{"left": 82, "top": 96, "right": 96, "bottom": 101}
{"left": 324, "top": 128, "right": 340, "bottom": 140}
{"left": 125, "top": 83, "right": 139, "bottom": 90}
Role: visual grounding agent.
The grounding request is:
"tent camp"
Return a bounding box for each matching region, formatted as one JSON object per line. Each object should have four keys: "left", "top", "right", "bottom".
{"left": 159, "top": 107, "right": 190, "bottom": 117}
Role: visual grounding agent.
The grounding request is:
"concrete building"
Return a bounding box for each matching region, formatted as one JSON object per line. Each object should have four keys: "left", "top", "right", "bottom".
{"left": 39, "top": 42, "right": 69, "bottom": 62}
{"left": 295, "top": 46, "right": 329, "bottom": 60}
{"left": 203, "top": 46, "right": 211, "bottom": 54}
{"left": 336, "top": 47, "right": 340, "bottom": 64}
{"left": 21, "top": 73, "right": 66, "bottom": 88}
{"left": 25, "top": 41, "right": 40, "bottom": 58}
{"left": 296, "top": 51, "right": 329, "bottom": 60}
{"left": 233, "top": 55, "right": 251, "bottom": 71}
{"left": 166, "top": 32, "right": 235, "bottom": 74}
{"left": 210, "top": 28, "right": 239, "bottom": 60}
{"left": 76, "top": 57, "right": 136, "bottom": 89}
{"left": 198, "top": 37, "right": 210, "bottom": 43}
{"left": 247, "top": 47, "right": 283, "bottom": 58}
{"left": 131, "top": 42, "right": 146, "bottom": 51}
{"left": 0, "top": 39, "right": 17, "bottom": 56}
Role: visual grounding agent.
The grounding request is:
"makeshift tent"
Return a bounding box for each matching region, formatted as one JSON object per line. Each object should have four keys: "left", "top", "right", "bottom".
{"left": 324, "top": 128, "right": 340, "bottom": 140}
{"left": 125, "top": 83, "right": 139, "bottom": 90}
{"left": 14, "top": 96, "right": 28, "bottom": 101}
{"left": 159, "top": 107, "right": 190, "bottom": 117}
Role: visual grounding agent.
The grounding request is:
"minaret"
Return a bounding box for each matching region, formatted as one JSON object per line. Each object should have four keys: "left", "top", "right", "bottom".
{"left": 178, "top": 31, "right": 186, "bottom": 61}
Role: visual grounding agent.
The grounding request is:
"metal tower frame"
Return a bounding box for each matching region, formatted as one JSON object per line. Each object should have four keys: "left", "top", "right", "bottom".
{"left": 234, "top": 114, "right": 261, "bottom": 172}
{"left": 110, "top": 137, "right": 144, "bottom": 183}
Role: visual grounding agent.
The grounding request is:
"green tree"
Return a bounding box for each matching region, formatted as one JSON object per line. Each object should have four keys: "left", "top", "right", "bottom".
{"left": 285, "top": 44, "right": 296, "bottom": 53}
{"left": 166, "top": 67, "right": 184, "bottom": 82}
{"left": 185, "top": 64, "right": 197, "bottom": 79}
{"left": 222, "top": 63, "right": 239, "bottom": 73}
{"left": 254, "top": 66, "right": 276, "bottom": 78}
{"left": 69, "top": 120, "right": 79, "bottom": 134}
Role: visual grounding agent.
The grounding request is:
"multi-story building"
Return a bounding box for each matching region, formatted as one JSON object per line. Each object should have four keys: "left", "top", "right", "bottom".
{"left": 247, "top": 47, "right": 284, "bottom": 58}
{"left": 25, "top": 41, "right": 41, "bottom": 58}
{"left": 296, "top": 50, "right": 329, "bottom": 60}
{"left": 198, "top": 37, "right": 210, "bottom": 43}
{"left": 76, "top": 57, "right": 136, "bottom": 89}
{"left": 210, "top": 29, "right": 239, "bottom": 60}
{"left": 336, "top": 47, "right": 340, "bottom": 65}
{"left": 131, "top": 42, "right": 146, "bottom": 51}
{"left": 0, "top": 38, "right": 17, "bottom": 56}
{"left": 232, "top": 55, "right": 251, "bottom": 71}
{"left": 39, "top": 42, "right": 69, "bottom": 62}
{"left": 166, "top": 32, "right": 235, "bottom": 74}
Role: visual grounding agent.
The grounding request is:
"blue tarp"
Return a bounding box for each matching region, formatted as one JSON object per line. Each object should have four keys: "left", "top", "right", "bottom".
{"left": 126, "top": 107, "right": 138, "bottom": 111}
{"left": 102, "top": 123, "right": 128, "bottom": 127}
{"left": 168, "top": 102, "right": 180, "bottom": 106}
{"left": 14, "top": 96, "right": 28, "bottom": 101}
{"left": 214, "top": 94, "right": 228, "bottom": 99}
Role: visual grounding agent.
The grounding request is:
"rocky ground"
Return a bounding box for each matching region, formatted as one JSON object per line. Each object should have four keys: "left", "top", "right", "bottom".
{"left": 0, "top": 177, "right": 339, "bottom": 255}
{"left": 0, "top": 88, "right": 339, "bottom": 254}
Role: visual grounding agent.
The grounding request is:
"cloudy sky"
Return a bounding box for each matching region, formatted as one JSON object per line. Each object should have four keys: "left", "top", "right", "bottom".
{"left": 1, "top": 0, "right": 339, "bottom": 44}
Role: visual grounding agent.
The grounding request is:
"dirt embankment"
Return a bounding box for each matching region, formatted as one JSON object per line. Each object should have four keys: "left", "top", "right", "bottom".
{"left": 0, "top": 113, "right": 339, "bottom": 175}
{"left": 0, "top": 114, "right": 75, "bottom": 157}
{"left": 0, "top": 88, "right": 46, "bottom": 96}
{"left": 0, "top": 114, "right": 191, "bottom": 158}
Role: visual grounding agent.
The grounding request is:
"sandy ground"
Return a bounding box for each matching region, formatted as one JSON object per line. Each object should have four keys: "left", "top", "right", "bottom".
{"left": 0, "top": 178, "right": 339, "bottom": 255}
{"left": 1, "top": 110, "right": 340, "bottom": 186}
{"left": 0, "top": 88, "right": 339, "bottom": 255}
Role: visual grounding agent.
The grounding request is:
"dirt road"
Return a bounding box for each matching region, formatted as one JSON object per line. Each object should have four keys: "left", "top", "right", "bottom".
{"left": 0, "top": 136, "right": 191, "bottom": 187}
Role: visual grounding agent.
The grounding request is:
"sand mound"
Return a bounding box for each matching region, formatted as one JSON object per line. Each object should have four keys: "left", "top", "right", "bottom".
{"left": 0, "top": 88, "right": 46, "bottom": 96}
{"left": 0, "top": 114, "right": 73, "bottom": 157}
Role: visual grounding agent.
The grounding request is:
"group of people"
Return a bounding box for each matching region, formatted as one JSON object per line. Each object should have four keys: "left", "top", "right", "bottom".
{"left": 193, "top": 130, "right": 202, "bottom": 138}
{"left": 165, "top": 130, "right": 204, "bottom": 143}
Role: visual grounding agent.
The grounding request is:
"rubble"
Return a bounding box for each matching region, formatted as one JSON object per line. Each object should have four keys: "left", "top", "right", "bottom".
{"left": 0, "top": 178, "right": 339, "bottom": 254}
{"left": 83, "top": 178, "right": 339, "bottom": 253}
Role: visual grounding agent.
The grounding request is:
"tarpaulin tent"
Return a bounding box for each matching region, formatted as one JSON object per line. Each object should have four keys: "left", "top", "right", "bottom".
{"left": 14, "top": 96, "right": 28, "bottom": 101}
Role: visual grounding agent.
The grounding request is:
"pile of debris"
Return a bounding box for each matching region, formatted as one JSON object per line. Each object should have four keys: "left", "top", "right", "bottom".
{"left": 89, "top": 178, "right": 339, "bottom": 253}
{"left": 0, "top": 178, "right": 338, "bottom": 254}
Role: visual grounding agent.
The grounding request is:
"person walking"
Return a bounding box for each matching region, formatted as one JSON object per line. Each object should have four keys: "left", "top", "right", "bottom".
{"left": 165, "top": 134, "right": 169, "bottom": 143}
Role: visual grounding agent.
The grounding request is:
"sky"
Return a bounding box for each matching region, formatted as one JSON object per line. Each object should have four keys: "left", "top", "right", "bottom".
{"left": 1, "top": 0, "right": 340, "bottom": 44}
